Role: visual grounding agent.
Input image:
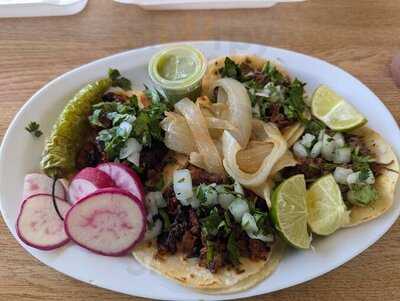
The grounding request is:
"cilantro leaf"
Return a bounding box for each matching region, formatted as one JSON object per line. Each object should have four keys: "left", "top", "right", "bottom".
{"left": 144, "top": 84, "right": 165, "bottom": 104}
{"left": 262, "top": 61, "right": 285, "bottom": 85}
{"left": 108, "top": 68, "right": 132, "bottom": 90}
{"left": 133, "top": 102, "right": 167, "bottom": 147}
{"left": 25, "top": 121, "right": 42, "bottom": 137}
{"left": 219, "top": 57, "right": 242, "bottom": 80}
{"left": 159, "top": 208, "right": 171, "bottom": 231}
{"left": 358, "top": 169, "right": 371, "bottom": 182}
{"left": 108, "top": 68, "right": 120, "bottom": 81}
{"left": 227, "top": 232, "right": 240, "bottom": 265}
{"left": 305, "top": 118, "right": 325, "bottom": 136}
{"left": 282, "top": 78, "right": 307, "bottom": 121}
{"left": 351, "top": 147, "right": 375, "bottom": 171}
{"left": 201, "top": 207, "right": 222, "bottom": 237}
{"left": 206, "top": 241, "right": 215, "bottom": 265}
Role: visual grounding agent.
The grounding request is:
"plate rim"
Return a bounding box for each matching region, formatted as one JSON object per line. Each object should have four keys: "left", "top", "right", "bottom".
{"left": 1, "top": 40, "right": 399, "bottom": 301}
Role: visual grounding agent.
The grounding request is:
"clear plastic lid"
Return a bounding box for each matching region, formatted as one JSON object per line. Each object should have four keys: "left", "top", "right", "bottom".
{"left": 0, "top": 0, "right": 88, "bottom": 18}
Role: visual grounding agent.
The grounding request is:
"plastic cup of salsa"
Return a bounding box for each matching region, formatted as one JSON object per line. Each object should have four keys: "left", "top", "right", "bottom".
{"left": 148, "top": 45, "right": 207, "bottom": 103}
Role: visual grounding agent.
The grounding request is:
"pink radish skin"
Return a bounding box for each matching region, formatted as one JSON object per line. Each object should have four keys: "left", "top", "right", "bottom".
{"left": 69, "top": 167, "right": 115, "bottom": 204}
{"left": 96, "top": 163, "right": 145, "bottom": 203}
{"left": 23, "top": 173, "right": 66, "bottom": 200}
{"left": 65, "top": 188, "right": 146, "bottom": 256}
{"left": 16, "top": 194, "right": 71, "bottom": 251}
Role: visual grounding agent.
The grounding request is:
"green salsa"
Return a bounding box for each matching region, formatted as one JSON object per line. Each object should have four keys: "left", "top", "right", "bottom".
{"left": 148, "top": 45, "right": 207, "bottom": 103}
{"left": 157, "top": 52, "right": 197, "bottom": 81}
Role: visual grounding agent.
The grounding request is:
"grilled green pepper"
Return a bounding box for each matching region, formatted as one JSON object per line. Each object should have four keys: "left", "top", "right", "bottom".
{"left": 41, "top": 78, "right": 112, "bottom": 178}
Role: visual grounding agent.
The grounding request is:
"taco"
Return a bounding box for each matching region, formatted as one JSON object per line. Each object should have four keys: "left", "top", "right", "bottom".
{"left": 344, "top": 127, "right": 399, "bottom": 226}
{"left": 280, "top": 126, "right": 399, "bottom": 227}
{"left": 201, "top": 54, "right": 306, "bottom": 147}
{"left": 202, "top": 55, "right": 289, "bottom": 98}
{"left": 133, "top": 163, "right": 284, "bottom": 293}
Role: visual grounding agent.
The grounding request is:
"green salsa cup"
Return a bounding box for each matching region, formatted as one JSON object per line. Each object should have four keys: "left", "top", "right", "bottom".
{"left": 148, "top": 45, "right": 207, "bottom": 103}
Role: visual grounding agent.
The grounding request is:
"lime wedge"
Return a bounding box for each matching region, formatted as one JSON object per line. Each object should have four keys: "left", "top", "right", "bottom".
{"left": 271, "top": 175, "right": 311, "bottom": 249}
{"left": 306, "top": 174, "right": 350, "bottom": 235}
{"left": 311, "top": 85, "right": 367, "bottom": 131}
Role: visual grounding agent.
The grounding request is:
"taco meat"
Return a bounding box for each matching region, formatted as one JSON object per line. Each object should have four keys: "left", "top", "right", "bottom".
{"left": 155, "top": 172, "right": 273, "bottom": 274}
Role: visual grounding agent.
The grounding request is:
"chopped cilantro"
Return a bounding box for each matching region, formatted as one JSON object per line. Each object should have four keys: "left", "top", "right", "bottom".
{"left": 159, "top": 208, "right": 171, "bottom": 231}
{"left": 282, "top": 78, "right": 307, "bottom": 121}
{"left": 133, "top": 102, "right": 167, "bottom": 147}
{"left": 154, "top": 177, "right": 164, "bottom": 191}
{"left": 201, "top": 207, "right": 222, "bottom": 237}
{"left": 351, "top": 147, "right": 375, "bottom": 172}
{"left": 262, "top": 61, "right": 285, "bottom": 85}
{"left": 91, "top": 91, "right": 166, "bottom": 160}
{"left": 206, "top": 241, "right": 215, "bottom": 265}
{"left": 358, "top": 169, "right": 371, "bottom": 182}
{"left": 25, "top": 121, "right": 42, "bottom": 137}
{"left": 217, "top": 220, "right": 230, "bottom": 235}
{"left": 143, "top": 85, "right": 167, "bottom": 105}
{"left": 108, "top": 68, "right": 132, "bottom": 90}
{"left": 224, "top": 211, "right": 232, "bottom": 227}
{"left": 219, "top": 57, "right": 242, "bottom": 80}
{"left": 227, "top": 232, "right": 240, "bottom": 265}
{"left": 108, "top": 68, "right": 121, "bottom": 81}
{"left": 305, "top": 118, "right": 325, "bottom": 136}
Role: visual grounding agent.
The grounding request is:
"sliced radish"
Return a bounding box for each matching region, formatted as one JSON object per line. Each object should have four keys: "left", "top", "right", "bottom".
{"left": 65, "top": 188, "right": 146, "bottom": 256}
{"left": 16, "top": 194, "right": 71, "bottom": 250}
{"left": 96, "top": 163, "right": 144, "bottom": 202}
{"left": 23, "top": 173, "right": 66, "bottom": 200}
{"left": 69, "top": 167, "right": 115, "bottom": 204}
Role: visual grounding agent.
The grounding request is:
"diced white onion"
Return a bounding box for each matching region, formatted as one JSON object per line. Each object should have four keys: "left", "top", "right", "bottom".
{"left": 228, "top": 198, "right": 249, "bottom": 222}
{"left": 173, "top": 169, "right": 193, "bottom": 204}
{"left": 218, "top": 193, "right": 235, "bottom": 209}
{"left": 347, "top": 170, "right": 375, "bottom": 185}
{"left": 300, "top": 133, "right": 315, "bottom": 148}
{"left": 234, "top": 181, "right": 244, "bottom": 195}
{"left": 241, "top": 213, "right": 258, "bottom": 234}
{"left": 334, "top": 167, "right": 353, "bottom": 185}
{"left": 252, "top": 103, "right": 261, "bottom": 118}
{"left": 127, "top": 152, "right": 140, "bottom": 166}
{"left": 293, "top": 141, "right": 308, "bottom": 158}
{"left": 333, "top": 147, "right": 352, "bottom": 164}
{"left": 144, "top": 219, "right": 162, "bottom": 241}
{"left": 120, "top": 138, "right": 142, "bottom": 159}
{"left": 333, "top": 133, "right": 345, "bottom": 148}
{"left": 365, "top": 170, "right": 375, "bottom": 184}
{"left": 145, "top": 192, "right": 160, "bottom": 217}
{"left": 189, "top": 196, "right": 200, "bottom": 209}
{"left": 119, "top": 121, "right": 132, "bottom": 136}
{"left": 202, "top": 186, "right": 218, "bottom": 206}
{"left": 318, "top": 130, "right": 325, "bottom": 142}
{"left": 248, "top": 232, "right": 274, "bottom": 242}
{"left": 347, "top": 171, "right": 361, "bottom": 185}
{"left": 147, "top": 191, "right": 166, "bottom": 209}
{"left": 310, "top": 141, "right": 322, "bottom": 158}
{"left": 321, "top": 134, "right": 336, "bottom": 161}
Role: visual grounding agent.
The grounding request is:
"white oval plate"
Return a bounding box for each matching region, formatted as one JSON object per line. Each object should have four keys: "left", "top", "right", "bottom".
{"left": 1, "top": 41, "right": 399, "bottom": 300}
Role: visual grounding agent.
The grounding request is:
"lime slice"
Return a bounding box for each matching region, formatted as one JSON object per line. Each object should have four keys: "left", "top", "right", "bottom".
{"left": 306, "top": 174, "right": 350, "bottom": 235}
{"left": 271, "top": 175, "right": 311, "bottom": 249}
{"left": 311, "top": 85, "right": 367, "bottom": 131}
